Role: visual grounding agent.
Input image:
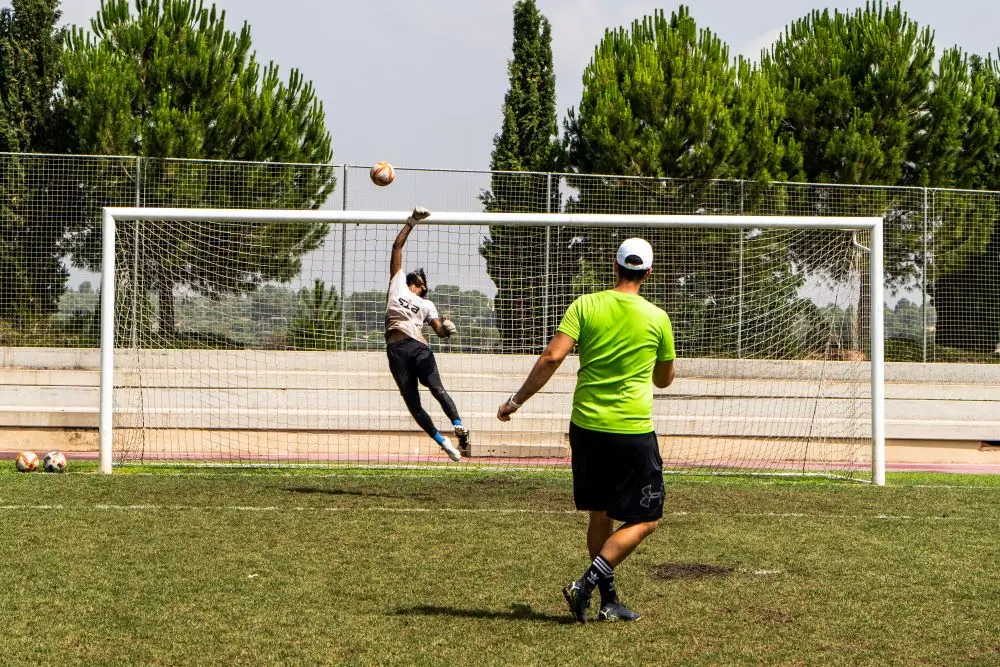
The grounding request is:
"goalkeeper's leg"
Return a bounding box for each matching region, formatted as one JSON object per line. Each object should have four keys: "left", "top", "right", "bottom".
{"left": 416, "top": 348, "right": 471, "bottom": 455}
{"left": 387, "top": 343, "right": 461, "bottom": 461}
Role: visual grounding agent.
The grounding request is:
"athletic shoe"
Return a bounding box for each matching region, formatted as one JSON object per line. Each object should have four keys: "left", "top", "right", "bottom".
{"left": 454, "top": 425, "right": 471, "bottom": 456}
{"left": 439, "top": 436, "right": 462, "bottom": 462}
{"left": 597, "top": 600, "right": 641, "bottom": 622}
{"left": 562, "top": 580, "right": 591, "bottom": 623}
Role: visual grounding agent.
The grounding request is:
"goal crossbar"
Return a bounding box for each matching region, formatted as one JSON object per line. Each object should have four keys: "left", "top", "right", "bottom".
{"left": 104, "top": 207, "right": 880, "bottom": 230}
{"left": 98, "top": 207, "right": 885, "bottom": 484}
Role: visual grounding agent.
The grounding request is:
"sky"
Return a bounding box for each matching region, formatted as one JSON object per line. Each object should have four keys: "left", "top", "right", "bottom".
{"left": 50, "top": 0, "right": 1000, "bottom": 172}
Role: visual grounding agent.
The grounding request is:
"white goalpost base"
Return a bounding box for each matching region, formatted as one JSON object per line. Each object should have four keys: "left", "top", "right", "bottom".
{"left": 99, "top": 207, "right": 885, "bottom": 484}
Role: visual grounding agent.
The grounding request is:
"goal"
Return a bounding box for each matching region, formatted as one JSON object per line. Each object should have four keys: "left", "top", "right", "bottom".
{"left": 98, "top": 207, "right": 885, "bottom": 484}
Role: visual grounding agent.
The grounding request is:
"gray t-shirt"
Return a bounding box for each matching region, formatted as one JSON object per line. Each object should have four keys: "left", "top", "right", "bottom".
{"left": 385, "top": 270, "right": 439, "bottom": 345}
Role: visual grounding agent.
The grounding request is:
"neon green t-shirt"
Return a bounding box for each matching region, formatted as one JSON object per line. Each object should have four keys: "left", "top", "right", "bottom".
{"left": 557, "top": 290, "right": 675, "bottom": 434}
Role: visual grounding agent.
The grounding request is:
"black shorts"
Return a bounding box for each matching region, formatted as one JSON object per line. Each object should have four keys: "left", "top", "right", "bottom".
{"left": 569, "top": 422, "right": 664, "bottom": 523}
{"left": 386, "top": 337, "right": 439, "bottom": 388}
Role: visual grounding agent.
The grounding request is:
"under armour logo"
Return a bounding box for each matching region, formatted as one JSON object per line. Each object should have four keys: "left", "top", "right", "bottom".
{"left": 640, "top": 484, "right": 663, "bottom": 508}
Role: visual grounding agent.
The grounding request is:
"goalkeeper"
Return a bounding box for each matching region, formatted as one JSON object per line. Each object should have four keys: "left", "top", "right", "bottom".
{"left": 385, "top": 206, "right": 469, "bottom": 462}
{"left": 497, "top": 238, "right": 675, "bottom": 622}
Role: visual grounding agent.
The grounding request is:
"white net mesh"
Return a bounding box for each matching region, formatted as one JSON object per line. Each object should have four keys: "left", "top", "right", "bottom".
{"left": 111, "top": 210, "right": 875, "bottom": 481}
{"left": 0, "top": 154, "right": 992, "bottom": 364}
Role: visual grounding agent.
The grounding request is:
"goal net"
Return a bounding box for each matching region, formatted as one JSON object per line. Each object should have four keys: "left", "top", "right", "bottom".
{"left": 100, "top": 207, "right": 885, "bottom": 483}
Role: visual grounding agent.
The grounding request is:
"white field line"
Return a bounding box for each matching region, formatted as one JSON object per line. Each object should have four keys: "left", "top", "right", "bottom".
{"left": 0, "top": 503, "right": 990, "bottom": 522}
{"left": 40, "top": 472, "right": 1000, "bottom": 493}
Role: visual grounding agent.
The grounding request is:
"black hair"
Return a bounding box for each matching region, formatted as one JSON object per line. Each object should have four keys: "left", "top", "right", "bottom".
{"left": 617, "top": 256, "right": 650, "bottom": 283}
{"left": 406, "top": 268, "right": 428, "bottom": 295}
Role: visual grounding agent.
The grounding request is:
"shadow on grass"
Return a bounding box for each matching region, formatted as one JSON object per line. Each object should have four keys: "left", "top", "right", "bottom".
{"left": 396, "top": 604, "right": 574, "bottom": 625}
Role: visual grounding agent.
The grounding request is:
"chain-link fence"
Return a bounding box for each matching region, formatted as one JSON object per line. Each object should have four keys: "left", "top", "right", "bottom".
{"left": 1, "top": 152, "right": 998, "bottom": 362}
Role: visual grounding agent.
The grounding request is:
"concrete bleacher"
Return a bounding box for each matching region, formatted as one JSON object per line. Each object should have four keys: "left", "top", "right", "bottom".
{"left": 1, "top": 348, "right": 999, "bottom": 465}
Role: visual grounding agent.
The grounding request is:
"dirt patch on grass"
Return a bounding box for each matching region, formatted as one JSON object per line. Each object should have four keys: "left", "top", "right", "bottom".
{"left": 650, "top": 563, "right": 734, "bottom": 580}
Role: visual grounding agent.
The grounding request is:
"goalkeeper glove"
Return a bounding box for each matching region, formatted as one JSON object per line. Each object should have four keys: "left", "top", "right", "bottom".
{"left": 407, "top": 205, "right": 431, "bottom": 224}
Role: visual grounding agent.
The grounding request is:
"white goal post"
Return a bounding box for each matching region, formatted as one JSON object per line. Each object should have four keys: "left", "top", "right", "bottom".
{"left": 98, "top": 206, "right": 885, "bottom": 484}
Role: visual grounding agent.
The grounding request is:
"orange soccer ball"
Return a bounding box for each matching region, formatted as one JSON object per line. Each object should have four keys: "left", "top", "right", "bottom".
{"left": 370, "top": 161, "right": 395, "bottom": 186}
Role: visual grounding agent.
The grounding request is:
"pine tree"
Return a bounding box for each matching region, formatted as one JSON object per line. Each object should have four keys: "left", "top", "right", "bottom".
{"left": 56, "top": 0, "right": 335, "bottom": 336}
{"left": 764, "top": 2, "right": 1000, "bottom": 353}
{"left": 481, "top": 0, "right": 560, "bottom": 353}
{"left": 932, "top": 54, "right": 1000, "bottom": 353}
{"left": 0, "top": 0, "right": 62, "bottom": 152}
{"left": 0, "top": 0, "right": 66, "bottom": 325}
{"left": 560, "top": 6, "right": 806, "bottom": 357}
{"left": 566, "top": 6, "right": 797, "bottom": 182}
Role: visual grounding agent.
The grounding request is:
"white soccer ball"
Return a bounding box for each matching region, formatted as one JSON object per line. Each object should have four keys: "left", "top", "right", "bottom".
{"left": 15, "top": 451, "right": 38, "bottom": 473}
{"left": 42, "top": 450, "right": 67, "bottom": 473}
{"left": 370, "top": 161, "right": 395, "bottom": 186}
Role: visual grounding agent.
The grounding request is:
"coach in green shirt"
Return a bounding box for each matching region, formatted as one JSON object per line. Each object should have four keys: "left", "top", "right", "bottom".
{"left": 497, "top": 237, "right": 675, "bottom": 624}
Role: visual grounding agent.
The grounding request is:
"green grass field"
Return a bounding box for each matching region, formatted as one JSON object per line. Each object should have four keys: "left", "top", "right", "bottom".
{"left": 1, "top": 466, "right": 998, "bottom": 666}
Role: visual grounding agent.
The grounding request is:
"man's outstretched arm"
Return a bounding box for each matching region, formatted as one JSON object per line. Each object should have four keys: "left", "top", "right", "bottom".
{"left": 497, "top": 332, "right": 576, "bottom": 422}
{"left": 390, "top": 206, "right": 431, "bottom": 278}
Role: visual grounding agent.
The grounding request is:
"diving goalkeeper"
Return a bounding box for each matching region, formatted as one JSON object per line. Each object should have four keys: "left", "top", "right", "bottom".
{"left": 385, "top": 206, "right": 470, "bottom": 462}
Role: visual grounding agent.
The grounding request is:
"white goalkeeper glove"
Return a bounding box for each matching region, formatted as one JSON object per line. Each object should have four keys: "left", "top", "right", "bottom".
{"left": 441, "top": 319, "right": 457, "bottom": 337}
{"left": 407, "top": 206, "right": 431, "bottom": 225}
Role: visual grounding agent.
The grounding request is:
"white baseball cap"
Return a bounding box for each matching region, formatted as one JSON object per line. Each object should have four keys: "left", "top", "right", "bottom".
{"left": 616, "top": 238, "right": 654, "bottom": 271}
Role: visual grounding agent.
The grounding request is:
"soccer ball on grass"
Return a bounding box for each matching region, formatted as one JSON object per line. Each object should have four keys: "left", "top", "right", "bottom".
{"left": 15, "top": 451, "right": 38, "bottom": 472}
{"left": 42, "top": 450, "right": 67, "bottom": 473}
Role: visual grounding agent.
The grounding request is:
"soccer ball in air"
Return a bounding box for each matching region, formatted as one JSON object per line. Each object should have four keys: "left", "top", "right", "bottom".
{"left": 15, "top": 451, "right": 38, "bottom": 473}
{"left": 42, "top": 451, "right": 67, "bottom": 473}
{"left": 370, "top": 161, "right": 395, "bottom": 186}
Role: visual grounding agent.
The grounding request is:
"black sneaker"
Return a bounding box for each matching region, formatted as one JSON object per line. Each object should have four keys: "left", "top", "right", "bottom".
{"left": 562, "top": 580, "right": 591, "bottom": 623}
{"left": 597, "top": 600, "right": 641, "bottom": 622}
{"left": 454, "top": 425, "right": 471, "bottom": 456}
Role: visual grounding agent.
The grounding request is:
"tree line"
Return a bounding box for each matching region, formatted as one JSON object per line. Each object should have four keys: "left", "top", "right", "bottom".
{"left": 44, "top": 280, "right": 496, "bottom": 352}
{"left": 488, "top": 1, "right": 1000, "bottom": 358}
{"left": 0, "top": 0, "right": 333, "bottom": 343}
{"left": 1, "top": 0, "right": 998, "bottom": 358}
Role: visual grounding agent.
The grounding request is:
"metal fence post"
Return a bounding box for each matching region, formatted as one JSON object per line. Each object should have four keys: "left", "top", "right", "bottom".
{"left": 921, "top": 188, "right": 929, "bottom": 363}
{"left": 737, "top": 179, "right": 745, "bottom": 359}
{"left": 131, "top": 156, "right": 141, "bottom": 350}
{"left": 340, "top": 164, "right": 348, "bottom": 351}
{"left": 543, "top": 173, "right": 552, "bottom": 350}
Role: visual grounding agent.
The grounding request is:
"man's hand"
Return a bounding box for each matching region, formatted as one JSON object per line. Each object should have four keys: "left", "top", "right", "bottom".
{"left": 497, "top": 395, "right": 520, "bottom": 422}
{"left": 408, "top": 206, "right": 431, "bottom": 224}
{"left": 497, "top": 400, "right": 518, "bottom": 422}
{"left": 441, "top": 319, "right": 457, "bottom": 337}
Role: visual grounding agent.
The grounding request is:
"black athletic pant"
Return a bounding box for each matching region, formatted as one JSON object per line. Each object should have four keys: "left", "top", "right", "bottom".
{"left": 386, "top": 337, "right": 461, "bottom": 437}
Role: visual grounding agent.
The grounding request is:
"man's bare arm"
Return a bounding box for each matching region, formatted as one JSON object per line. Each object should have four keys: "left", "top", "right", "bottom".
{"left": 389, "top": 206, "right": 431, "bottom": 278}
{"left": 497, "top": 332, "right": 576, "bottom": 422}
{"left": 389, "top": 224, "right": 414, "bottom": 278}
{"left": 653, "top": 359, "right": 675, "bottom": 388}
{"left": 428, "top": 318, "right": 456, "bottom": 338}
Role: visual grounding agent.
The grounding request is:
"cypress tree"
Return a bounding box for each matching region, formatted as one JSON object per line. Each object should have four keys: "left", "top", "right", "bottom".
{"left": 481, "top": 0, "right": 560, "bottom": 353}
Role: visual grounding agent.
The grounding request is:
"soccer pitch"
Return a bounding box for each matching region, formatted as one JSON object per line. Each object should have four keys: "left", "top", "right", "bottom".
{"left": 1, "top": 468, "right": 997, "bottom": 666}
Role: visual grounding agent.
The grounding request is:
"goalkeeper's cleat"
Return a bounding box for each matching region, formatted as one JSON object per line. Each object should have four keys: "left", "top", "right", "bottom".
{"left": 562, "top": 580, "right": 591, "bottom": 624}
{"left": 454, "top": 425, "right": 471, "bottom": 456}
{"left": 597, "top": 600, "right": 642, "bottom": 622}
{"left": 439, "top": 436, "right": 462, "bottom": 462}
